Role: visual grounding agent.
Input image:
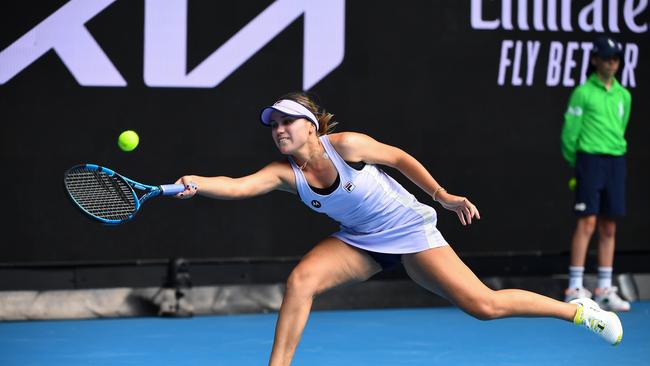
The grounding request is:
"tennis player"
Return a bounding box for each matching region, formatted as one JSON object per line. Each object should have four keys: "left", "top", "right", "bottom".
{"left": 175, "top": 92, "right": 623, "bottom": 365}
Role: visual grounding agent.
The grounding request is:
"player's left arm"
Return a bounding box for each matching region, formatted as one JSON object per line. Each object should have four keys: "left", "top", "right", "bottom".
{"left": 331, "top": 132, "right": 479, "bottom": 225}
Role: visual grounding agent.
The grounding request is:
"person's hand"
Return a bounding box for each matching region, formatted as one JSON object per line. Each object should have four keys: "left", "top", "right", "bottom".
{"left": 435, "top": 192, "right": 480, "bottom": 226}
{"left": 174, "top": 176, "right": 199, "bottom": 199}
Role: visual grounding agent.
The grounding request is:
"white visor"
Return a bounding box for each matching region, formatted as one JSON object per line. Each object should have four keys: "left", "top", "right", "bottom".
{"left": 260, "top": 99, "right": 319, "bottom": 131}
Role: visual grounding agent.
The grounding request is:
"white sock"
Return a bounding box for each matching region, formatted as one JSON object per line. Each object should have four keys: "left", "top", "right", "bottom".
{"left": 569, "top": 266, "right": 584, "bottom": 289}
{"left": 598, "top": 267, "right": 613, "bottom": 289}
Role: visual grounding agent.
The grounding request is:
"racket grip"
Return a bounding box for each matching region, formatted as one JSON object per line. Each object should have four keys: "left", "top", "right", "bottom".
{"left": 160, "top": 184, "right": 186, "bottom": 196}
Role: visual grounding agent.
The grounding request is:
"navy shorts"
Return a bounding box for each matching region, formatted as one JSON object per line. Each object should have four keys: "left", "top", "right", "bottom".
{"left": 574, "top": 152, "right": 626, "bottom": 217}
{"left": 354, "top": 247, "right": 402, "bottom": 271}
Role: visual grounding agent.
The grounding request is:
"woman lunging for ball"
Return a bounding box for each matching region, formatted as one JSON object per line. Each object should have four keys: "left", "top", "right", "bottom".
{"left": 174, "top": 92, "right": 623, "bottom": 366}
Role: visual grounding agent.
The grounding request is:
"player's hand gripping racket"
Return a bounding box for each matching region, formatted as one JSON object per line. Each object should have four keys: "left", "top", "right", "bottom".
{"left": 64, "top": 164, "right": 191, "bottom": 225}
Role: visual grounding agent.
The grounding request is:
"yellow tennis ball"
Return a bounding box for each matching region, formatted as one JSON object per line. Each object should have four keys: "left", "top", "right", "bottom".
{"left": 568, "top": 177, "right": 577, "bottom": 191}
{"left": 118, "top": 130, "right": 139, "bottom": 152}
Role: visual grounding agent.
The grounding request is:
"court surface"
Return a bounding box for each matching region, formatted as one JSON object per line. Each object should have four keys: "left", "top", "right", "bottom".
{"left": 1, "top": 301, "right": 648, "bottom": 365}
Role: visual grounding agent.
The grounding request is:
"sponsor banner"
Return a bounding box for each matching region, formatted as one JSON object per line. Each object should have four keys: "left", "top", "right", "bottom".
{"left": 0, "top": 1, "right": 647, "bottom": 263}
{"left": 470, "top": 0, "right": 647, "bottom": 87}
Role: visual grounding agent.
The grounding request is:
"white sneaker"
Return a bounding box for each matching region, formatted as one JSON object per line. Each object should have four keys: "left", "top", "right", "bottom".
{"left": 564, "top": 287, "right": 592, "bottom": 302}
{"left": 595, "top": 287, "right": 631, "bottom": 312}
{"left": 570, "top": 298, "right": 623, "bottom": 346}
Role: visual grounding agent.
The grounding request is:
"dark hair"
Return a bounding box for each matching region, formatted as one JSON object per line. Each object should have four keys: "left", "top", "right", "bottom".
{"left": 278, "top": 92, "right": 338, "bottom": 136}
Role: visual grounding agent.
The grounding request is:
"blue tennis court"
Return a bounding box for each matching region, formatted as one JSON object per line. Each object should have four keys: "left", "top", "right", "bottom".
{"left": 1, "top": 301, "right": 648, "bottom": 365}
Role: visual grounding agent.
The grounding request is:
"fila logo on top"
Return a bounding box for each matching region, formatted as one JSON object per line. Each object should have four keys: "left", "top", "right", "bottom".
{"left": 0, "top": 0, "right": 345, "bottom": 89}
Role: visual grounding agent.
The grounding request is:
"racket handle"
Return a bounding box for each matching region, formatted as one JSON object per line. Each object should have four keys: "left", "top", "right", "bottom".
{"left": 160, "top": 184, "right": 186, "bottom": 196}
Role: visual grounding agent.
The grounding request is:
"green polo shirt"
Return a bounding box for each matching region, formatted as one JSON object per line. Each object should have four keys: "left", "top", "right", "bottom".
{"left": 561, "top": 73, "right": 632, "bottom": 167}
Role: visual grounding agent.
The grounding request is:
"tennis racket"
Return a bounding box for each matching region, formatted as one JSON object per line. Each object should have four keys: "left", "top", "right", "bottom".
{"left": 64, "top": 164, "right": 189, "bottom": 225}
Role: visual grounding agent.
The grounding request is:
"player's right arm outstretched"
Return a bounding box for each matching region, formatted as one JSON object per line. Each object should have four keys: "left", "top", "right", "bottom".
{"left": 174, "top": 160, "right": 296, "bottom": 200}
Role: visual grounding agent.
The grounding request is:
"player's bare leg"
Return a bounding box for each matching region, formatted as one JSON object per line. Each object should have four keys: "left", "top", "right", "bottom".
{"left": 402, "top": 245, "right": 576, "bottom": 321}
{"left": 269, "top": 237, "right": 381, "bottom": 366}
{"left": 403, "top": 245, "right": 622, "bottom": 345}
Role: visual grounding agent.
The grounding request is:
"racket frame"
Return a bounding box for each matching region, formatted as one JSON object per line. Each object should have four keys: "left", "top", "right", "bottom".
{"left": 64, "top": 164, "right": 184, "bottom": 225}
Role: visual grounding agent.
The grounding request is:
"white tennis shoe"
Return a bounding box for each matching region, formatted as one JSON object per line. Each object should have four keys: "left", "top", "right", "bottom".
{"left": 595, "top": 287, "right": 631, "bottom": 312}
{"left": 571, "top": 297, "right": 623, "bottom": 346}
{"left": 564, "top": 287, "right": 592, "bottom": 302}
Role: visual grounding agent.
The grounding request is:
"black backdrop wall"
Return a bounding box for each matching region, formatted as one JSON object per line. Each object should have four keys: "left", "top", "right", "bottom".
{"left": 1, "top": 0, "right": 648, "bottom": 265}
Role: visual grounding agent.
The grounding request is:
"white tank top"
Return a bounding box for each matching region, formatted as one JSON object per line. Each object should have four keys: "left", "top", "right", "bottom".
{"left": 288, "top": 135, "right": 447, "bottom": 253}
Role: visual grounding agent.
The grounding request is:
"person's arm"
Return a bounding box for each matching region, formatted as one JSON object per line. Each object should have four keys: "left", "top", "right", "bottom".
{"left": 331, "top": 132, "right": 479, "bottom": 225}
{"left": 622, "top": 89, "right": 632, "bottom": 133}
{"left": 561, "top": 88, "right": 586, "bottom": 167}
{"left": 174, "top": 160, "right": 295, "bottom": 200}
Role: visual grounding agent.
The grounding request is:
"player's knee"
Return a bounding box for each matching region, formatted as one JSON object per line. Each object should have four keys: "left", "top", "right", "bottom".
{"left": 285, "top": 266, "right": 319, "bottom": 298}
{"left": 469, "top": 303, "right": 501, "bottom": 321}
{"left": 459, "top": 294, "right": 501, "bottom": 321}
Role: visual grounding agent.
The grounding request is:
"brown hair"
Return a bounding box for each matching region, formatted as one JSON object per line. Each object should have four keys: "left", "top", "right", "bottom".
{"left": 279, "top": 92, "right": 338, "bottom": 136}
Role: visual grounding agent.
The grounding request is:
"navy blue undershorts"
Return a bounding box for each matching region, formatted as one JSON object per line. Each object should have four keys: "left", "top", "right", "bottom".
{"left": 361, "top": 248, "right": 403, "bottom": 270}
{"left": 574, "top": 152, "right": 626, "bottom": 217}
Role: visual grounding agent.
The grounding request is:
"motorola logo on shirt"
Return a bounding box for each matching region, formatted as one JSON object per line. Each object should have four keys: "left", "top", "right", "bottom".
{"left": 311, "top": 200, "right": 321, "bottom": 208}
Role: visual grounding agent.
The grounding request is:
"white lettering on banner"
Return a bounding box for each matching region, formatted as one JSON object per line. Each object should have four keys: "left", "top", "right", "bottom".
{"left": 473, "top": 0, "right": 647, "bottom": 87}
{"left": 500, "top": 39, "right": 542, "bottom": 86}
{"left": 513, "top": 40, "right": 524, "bottom": 85}
{"left": 0, "top": 0, "right": 125, "bottom": 86}
{"left": 535, "top": 1, "right": 558, "bottom": 32}
{"left": 625, "top": 0, "right": 649, "bottom": 32}
{"left": 622, "top": 43, "right": 639, "bottom": 87}
{"left": 547, "top": 41, "right": 563, "bottom": 87}
{"left": 499, "top": 40, "right": 639, "bottom": 87}
{"left": 502, "top": 0, "right": 513, "bottom": 30}
{"left": 533, "top": 0, "right": 546, "bottom": 31}
{"left": 471, "top": 0, "right": 648, "bottom": 33}
{"left": 578, "top": 0, "right": 605, "bottom": 33}
{"left": 562, "top": 42, "right": 580, "bottom": 87}
{"left": 144, "top": 0, "right": 344, "bottom": 89}
{"left": 561, "top": 0, "right": 573, "bottom": 31}
{"left": 497, "top": 40, "right": 514, "bottom": 85}
{"left": 0, "top": 0, "right": 345, "bottom": 89}
{"left": 610, "top": 0, "right": 621, "bottom": 33}
{"left": 526, "top": 41, "right": 541, "bottom": 85}
{"left": 471, "top": 0, "right": 500, "bottom": 29}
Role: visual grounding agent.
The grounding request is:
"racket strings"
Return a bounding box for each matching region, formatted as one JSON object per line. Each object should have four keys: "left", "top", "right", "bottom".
{"left": 65, "top": 168, "right": 137, "bottom": 221}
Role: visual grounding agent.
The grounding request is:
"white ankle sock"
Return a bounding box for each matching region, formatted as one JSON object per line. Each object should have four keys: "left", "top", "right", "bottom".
{"left": 598, "top": 267, "right": 613, "bottom": 289}
{"left": 569, "top": 266, "right": 585, "bottom": 289}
